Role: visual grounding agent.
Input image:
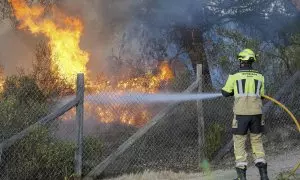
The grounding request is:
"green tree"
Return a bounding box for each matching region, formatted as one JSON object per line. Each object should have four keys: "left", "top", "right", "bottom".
{"left": 4, "top": 127, "right": 76, "bottom": 180}
{"left": 284, "top": 33, "right": 300, "bottom": 71}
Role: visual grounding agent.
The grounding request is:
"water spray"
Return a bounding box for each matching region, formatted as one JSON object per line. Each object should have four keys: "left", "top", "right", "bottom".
{"left": 85, "top": 92, "right": 223, "bottom": 105}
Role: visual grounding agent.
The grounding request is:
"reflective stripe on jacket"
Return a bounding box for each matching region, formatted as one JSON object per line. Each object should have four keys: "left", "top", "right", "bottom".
{"left": 222, "top": 69, "right": 265, "bottom": 115}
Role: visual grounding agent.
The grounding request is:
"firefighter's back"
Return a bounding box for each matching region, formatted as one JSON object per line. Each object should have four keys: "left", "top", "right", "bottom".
{"left": 232, "top": 70, "right": 265, "bottom": 115}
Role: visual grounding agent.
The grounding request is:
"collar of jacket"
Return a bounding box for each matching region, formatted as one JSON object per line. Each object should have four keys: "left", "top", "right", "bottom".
{"left": 239, "top": 67, "right": 258, "bottom": 72}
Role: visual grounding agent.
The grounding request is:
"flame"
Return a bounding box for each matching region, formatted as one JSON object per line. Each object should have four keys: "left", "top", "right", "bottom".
{"left": 9, "top": 0, "right": 89, "bottom": 85}
{"left": 0, "top": 77, "right": 4, "bottom": 92}
{"left": 9, "top": 0, "right": 175, "bottom": 126}
{"left": 65, "top": 62, "right": 174, "bottom": 126}
{"left": 0, "top": 65, "right": 4, "bottom": 92}
{"left": 92, "top": 61, "right": 174, "bottom": 94}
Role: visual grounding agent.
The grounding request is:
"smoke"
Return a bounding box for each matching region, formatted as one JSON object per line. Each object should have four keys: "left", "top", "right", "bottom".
{"left": 53, "top": 0, "right": 140, "bottom": 78}
{"left": 57, "top": 0, "right": 207, "bottom": 77}
{"left": 1, "top": 0, "right": 299, "bottom": 78}
{"left": 0, "top": 0, "right": 138, "bottom": 78}
{"left": 0, "top": 13, "right": 39, "bottom": 75}
{"left": 133, "top": 0, "right": 205, "bottom": 27}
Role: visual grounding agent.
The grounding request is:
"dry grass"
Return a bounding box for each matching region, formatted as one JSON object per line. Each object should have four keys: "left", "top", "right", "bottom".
{"left": 103, "top": 145, "right": 300, "bottom": 180}
{"left": 104, "top": 170, "right": 198, "bottom": 180}
{"left": 104, "top": 168, "right": 300, "bottom": 180}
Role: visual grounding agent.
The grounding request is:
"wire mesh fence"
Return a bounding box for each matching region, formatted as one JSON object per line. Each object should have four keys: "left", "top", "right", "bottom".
{"left": 0, "top": 73, "right": 78, "bottom": 180}
{"left": 83, "top": 69, "right": 300, "bottom": 179}
{"left": 0, "top": 67, "right": 299, "bottom": 180}
{"left": 89, "top": 73, "right": 231, "bottom": 178}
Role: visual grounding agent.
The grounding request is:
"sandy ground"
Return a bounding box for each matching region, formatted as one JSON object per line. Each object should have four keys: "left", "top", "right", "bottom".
{"left": 105, "top": 147, "right": 300, "bottom": 180}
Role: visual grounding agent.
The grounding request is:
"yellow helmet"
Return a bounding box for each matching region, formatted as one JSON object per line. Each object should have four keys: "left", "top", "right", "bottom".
{"left": 238, "top": 49, "right": 257, "bottom": 62}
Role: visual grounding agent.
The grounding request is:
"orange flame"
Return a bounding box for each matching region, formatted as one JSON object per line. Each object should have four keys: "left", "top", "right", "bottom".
{"left": 91, "top": 61, "right": 174, "bottom": 94}
{"left": 9, "top": 0, "right": 175, "bottom": 126}
{"left": 65, "top": 62, "right": 174, "bottom": 126}
{"left": 9, "top": 0, "right": 89, "bottom": 85}
{"left": 96, "top": 62, "right": 174, "bottom": 126}
{"left": 0, "top": 74, "right": 4, "bottom": 92}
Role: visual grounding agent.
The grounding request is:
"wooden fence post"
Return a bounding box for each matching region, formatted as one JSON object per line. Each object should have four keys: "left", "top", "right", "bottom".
{"left": 197, "top": 64, "right": 205, "bottom": 163}
{"left": 75, "top": 73, "right": 84, "bottom": 178}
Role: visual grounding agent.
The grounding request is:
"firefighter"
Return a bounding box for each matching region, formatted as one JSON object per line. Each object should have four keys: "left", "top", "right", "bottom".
{"left": 221, "top": 49, "right": 269, "bottom": 180}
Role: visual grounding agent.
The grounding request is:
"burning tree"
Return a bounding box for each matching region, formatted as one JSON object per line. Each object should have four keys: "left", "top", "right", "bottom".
{"left": 8, "top": 0, "right": 177, "bottom": 127}
{"left": 32, "top": 40, "right": 74, "bottom": 98}
{"left": 9, "top": 0, "right": 89, "bottom": 86}
{"left": 0, "top": 64, "right": 4, "bottom": 91}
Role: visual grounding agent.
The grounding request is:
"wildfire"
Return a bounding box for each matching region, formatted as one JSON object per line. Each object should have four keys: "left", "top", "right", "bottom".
{"left": 9, "top": 0, "right": 175, "bottom": 126}
{"left": 90, "top": 61, "right": 174, "bottom": 94}
{"left": 0, "top": 77, "right": 4, "bottom": 92}
{"left": 94, "top": 62, "right": 174, "bottom": 126}
{"left": 9, "top": 0, "right": 89, "bottom": 85}
{"left": 0, "top": 65, "right": 4, "bottom": 92}
{"left": 65, "top": 62, "right": 174, "bottom": 126}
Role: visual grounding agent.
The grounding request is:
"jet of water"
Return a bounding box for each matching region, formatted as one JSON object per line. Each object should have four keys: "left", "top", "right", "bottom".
{"left": 85, "top": 92, "right": 222, "bottom": 105}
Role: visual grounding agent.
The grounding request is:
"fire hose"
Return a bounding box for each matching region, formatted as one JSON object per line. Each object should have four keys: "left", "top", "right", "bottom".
{"left": 262, "top": 95, "right": 300, "bottom": 178}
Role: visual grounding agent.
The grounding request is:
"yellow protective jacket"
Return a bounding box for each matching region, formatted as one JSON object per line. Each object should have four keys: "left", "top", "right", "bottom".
{"left": 222, "top": 68, "right": 265, "bottom": 115}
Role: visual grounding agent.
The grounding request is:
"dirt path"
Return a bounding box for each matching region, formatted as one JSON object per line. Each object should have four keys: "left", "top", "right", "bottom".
{"left": 105, "top": 147, "right": 300, "bottom": 180}
{"left": 187, "top": 148, "right": 300, "bottom": 180}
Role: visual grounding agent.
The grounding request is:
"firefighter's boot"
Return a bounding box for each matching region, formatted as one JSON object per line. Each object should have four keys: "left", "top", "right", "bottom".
{"left": 234, "top": 167, "right": 247, "bottom": 180}
{"left": 256, "top": 162, "right": 269, "bottom": 180}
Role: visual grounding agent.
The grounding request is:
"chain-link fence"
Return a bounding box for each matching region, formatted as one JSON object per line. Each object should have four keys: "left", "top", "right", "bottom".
{"left": 83, "top": 68, "right": 300, "bottom": 179}
{"left": 0, "top": 73, "right": 81, "bottom": 180}
{"left": 0, "top": 66, "right": 299, "bottom": 180}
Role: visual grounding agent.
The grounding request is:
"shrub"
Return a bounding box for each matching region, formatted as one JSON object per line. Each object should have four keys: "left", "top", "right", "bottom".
{"left": 0, "top": 72, "right": 105, "bottom": 179}
{"left": 82, "top": 136, "right": 104, "bottom": 175}
{"left": 2, "top": 127, "right": 75, "bottom": 180}
{"left": 204, "top": 123, "right": 225, "bottom": 160}
{"left": 0, "top": 75, "right": 50, "bottom": 140}
{"left": 2, "top": 75, "right": 46, "bottom": 104}
{"left": 1, "top": 128, "right": 104, "bottom": 179}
